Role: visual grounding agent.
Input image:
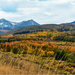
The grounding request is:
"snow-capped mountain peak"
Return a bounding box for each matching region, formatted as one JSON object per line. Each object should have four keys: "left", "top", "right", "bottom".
{"left": 0, "top": 18, "right": 40, "bottom": 29}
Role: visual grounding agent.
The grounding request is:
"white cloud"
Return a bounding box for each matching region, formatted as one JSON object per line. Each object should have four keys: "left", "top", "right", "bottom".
{"left": 7, "top": 0, "right": 20, "bottom": 2}
{"left": 0, "top": 10, "right": 22, "bottom": 21}
{"left": 71, "top": 2, "right": 75, "bottom": 5}
{"left": 52, "top": 0, "right": 75, "bottom": 4}
{"left": 0, "top": 0, "right": 75, "bottom": 24}
{"left": 17, "top": 7, "right": 39, "bottom": 15}
{"left": 44, "top": 12, "right": 52, "bottom": 16}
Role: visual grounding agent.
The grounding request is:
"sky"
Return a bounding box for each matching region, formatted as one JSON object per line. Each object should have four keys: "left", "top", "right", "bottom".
{"left": 0, "top": 0, "right": 75, "bottom": 24}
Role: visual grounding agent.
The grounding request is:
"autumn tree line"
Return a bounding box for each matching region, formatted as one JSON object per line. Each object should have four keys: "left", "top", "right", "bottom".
{"left": 0, "top": 40, "right": 75, "bottom": 63}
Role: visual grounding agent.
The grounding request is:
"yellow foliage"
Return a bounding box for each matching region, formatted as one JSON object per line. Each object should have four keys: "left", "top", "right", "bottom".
{"left": 1, "top": 48, "right": 4, "bottom": 52}
{"left": 21, "top": 50, "right": 27, "bottom": 54}
{"left": 38, "top": 49, "right": 45, "bottom": 57}
{"left": 47, "top": 51, "right": 54, "bottom": 57}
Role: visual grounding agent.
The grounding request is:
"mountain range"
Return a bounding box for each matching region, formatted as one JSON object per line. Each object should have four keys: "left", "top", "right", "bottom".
{"left": 0, "top": 18, "right": 75, "bottom": 35}
{"left": 67, "top": 21, "right": 75, "bottom": 24}
{"left": 0, "top": 19, "right": 40, "bottom": 33}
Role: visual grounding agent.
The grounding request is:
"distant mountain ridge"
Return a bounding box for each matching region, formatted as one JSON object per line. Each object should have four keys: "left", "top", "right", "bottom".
{"left": 0, "top": 19, "right": 40, "bottom": 28}
{"left": 0, "top": 19, "right": 40, "bottom": 33}
{"left": 0, "top": 19, "right": 75, "bottom": 34}
{"left": 67, "top": 21, "right": 75, "bottom": 24}
{"left": 14, "top": 19, "right": 40, "bottom": 28}
{"left": 1, "top": 23, "right": 75, "bottom": 36}
{"left": 0, "top": 19, "right": 13, "bottom": 28}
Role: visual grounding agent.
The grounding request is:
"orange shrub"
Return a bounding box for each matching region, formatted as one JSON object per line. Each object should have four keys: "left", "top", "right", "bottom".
{"left": 47, "top": 51, "right": 54, "bottom": 57}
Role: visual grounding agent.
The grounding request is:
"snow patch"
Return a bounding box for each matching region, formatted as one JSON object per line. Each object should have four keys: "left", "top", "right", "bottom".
{"left": 11, "top": 22, "right": 16, "bottom": 25}
{"left": 0, "top": 22, "right": 3, "bottom": 25}
{"left": 4, "top": 25, "right": 8, "bottom": 27}
{"left": 10, "top": 22, "right": 18, "bottom": 25}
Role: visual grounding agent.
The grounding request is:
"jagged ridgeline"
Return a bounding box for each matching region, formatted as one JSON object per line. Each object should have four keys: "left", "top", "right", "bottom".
{"left": 0, "top": 19, "right": 40, "bottom": 33}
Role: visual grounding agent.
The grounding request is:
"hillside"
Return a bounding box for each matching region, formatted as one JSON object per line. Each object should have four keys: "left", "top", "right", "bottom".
{"left": 0, "top": 23, "right": 75, "bottom": 36}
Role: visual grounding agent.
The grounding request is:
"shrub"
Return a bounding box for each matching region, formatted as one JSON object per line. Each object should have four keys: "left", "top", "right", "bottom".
{"left": 1, "top": 48, "right": 4, "bottom": 52}
{"left": 12, "top": 48, "right": 19, "bottom": 54}
{"left": 54, "top": 50, "right": 68, "bottom": 61}
{"left": 67, "top": 52, "right": 75, "bottom": 63}
{"left": 38, "top": 49, "right": 46, "bottom": 57}
{"left": 53, "top": 35, "right": 65, "bottom": 41}
{"left": 21, "top": 50, "right": 27, "bottom": 54}
{"left": 47, "top": 34, "right": 52, "bottom": 38}
{"left": 6, "top": 45, "right": 11, "bottom": 52}
{"left": 42, "top": 45, "right": 48, "bottom": 51}
{"left": 47, "top": 51, "right": 54, "bottom": 57}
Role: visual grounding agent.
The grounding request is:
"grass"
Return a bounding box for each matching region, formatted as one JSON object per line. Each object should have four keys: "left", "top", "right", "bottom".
{"left": 0, "top": 52, "right": 53, "bottom": 75}
{"left": 0, "top": 51, "right": 75, "bottom": 74}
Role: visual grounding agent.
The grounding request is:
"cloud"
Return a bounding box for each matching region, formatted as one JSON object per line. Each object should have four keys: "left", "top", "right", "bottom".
{"left": 7, "top": 0, "right": 20, "bottom": 2}
{"left": 17, "top": 7, "right": 39, "bottom": 15}
{"left": 52, "top": 0, "right": 75, "bottom": 4}
{"left": 0, "top": 0, "right": 75, "bottom": 24}
{"left": 44, "top": 12, "right": 52, "bottom": 16}
{"left": 71, "top": 2, "right": 75, "bottom": 5}
{"left": 0, "top": 10, "right": 22, "bottom": 21}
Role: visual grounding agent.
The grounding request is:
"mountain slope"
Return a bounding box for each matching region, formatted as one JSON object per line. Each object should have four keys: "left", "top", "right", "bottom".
{"left": 14, "top": 19, "right": 40, "bottom": 28}
{"left": 0, "top": 19, "right": 40, "bottom": 33}
{"left": 1, "top": 23, "right": 75, "bottom": 36}
{"left": 67, "top": 21, "right": 75, "bottom": 24}
{"left": 0, "top": 19, "right": 13, "bottom": 28}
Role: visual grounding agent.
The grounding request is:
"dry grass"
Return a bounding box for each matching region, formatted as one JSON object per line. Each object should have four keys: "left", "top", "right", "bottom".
{"left": 0, "top": 51, "right": 75, "bottom": 75}
{"left": 0, "top": 52, "right": 54, "bottom": 75}
{"left": 0, "top": 61, "right": 44, "bottom": 74}
{"left": 0, "top": 62, "right": 26, "bottom": 74}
